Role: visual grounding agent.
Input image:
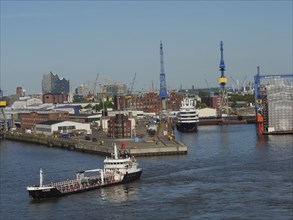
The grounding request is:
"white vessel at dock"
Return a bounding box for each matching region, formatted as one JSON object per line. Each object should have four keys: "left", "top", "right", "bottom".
{"left": 176, "top": 97, "right": 199, "bottom": 132}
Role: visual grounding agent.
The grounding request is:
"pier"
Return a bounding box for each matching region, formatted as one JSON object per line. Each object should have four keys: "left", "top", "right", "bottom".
{"left": 3, "top": 122, "right": 187, "bottom": 157}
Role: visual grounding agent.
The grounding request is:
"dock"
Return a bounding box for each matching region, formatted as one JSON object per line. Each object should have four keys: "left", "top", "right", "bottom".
{"left": 2, "top": 122, "right": 187, "bottom": 157}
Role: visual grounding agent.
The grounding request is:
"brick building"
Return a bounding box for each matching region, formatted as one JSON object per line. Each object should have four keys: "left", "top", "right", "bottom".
{"left": 107, "top": 114, "right": 131, "bottom": 138}
{"left": 167, "top": 91, "right": 183, "bottom": 111}
{"left": 19, "top": 111, "right": 69, "bottom": 132}
{"left": 114, "top": 91, "right": 183, "bottom": 114}
{"left": 135, "top": 92, "right": 161, "bottom": 114}
{"left": 201, "top": 96, "right": 220, "bottom": 108}
{"left": 43, "top": 93, "right": 69, "bottom": 104}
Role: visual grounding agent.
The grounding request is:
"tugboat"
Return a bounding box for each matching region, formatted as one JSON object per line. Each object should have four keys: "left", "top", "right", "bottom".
{"left": 27, "top": 143, "right": 142, "bottom": 200}
{"left": 176, "top": 96, "right": 199, "bottom": 132}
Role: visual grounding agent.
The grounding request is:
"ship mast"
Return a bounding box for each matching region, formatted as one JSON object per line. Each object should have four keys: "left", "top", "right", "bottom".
{"left": 40, "top": 168, "right": 44, "bottom": 187}
{"left": 113, "top": 143, "right": 118, "bottom": 159}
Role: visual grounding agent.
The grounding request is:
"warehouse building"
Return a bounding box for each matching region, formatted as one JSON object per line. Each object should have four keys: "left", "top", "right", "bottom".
{"left": 35, "top": 120, "right": 91, "bottom": 136}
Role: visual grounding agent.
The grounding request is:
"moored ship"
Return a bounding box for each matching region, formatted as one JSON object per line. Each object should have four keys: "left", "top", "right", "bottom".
{"left": 176, "top": 97, "right": 199, "bottom": 132}
{"left": 27, "top": 143, "right": 142, "bottom": 200}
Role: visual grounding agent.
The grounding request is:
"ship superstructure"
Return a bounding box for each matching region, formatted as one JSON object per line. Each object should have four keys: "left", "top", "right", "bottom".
{"left": 176, "top": 97, "right": 199, "bottom": 132}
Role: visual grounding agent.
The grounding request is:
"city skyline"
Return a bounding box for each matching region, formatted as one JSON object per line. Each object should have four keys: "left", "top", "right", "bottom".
{"left": 1, "top": 1, "right": 292, "bottom": 95}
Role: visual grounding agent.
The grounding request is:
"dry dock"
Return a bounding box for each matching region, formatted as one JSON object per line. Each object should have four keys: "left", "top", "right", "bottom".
{"left": 3, "top": 122, "right": 187, "bottom": 157}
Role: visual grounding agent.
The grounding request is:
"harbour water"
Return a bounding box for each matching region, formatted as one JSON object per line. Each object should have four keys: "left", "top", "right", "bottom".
{"left": 1, "top": 124, "right": 292, "bottom": 219}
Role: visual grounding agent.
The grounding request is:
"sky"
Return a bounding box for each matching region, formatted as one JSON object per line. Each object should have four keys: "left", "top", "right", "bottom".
{"left": 0, "top": 0, "right": 292, "bottom": 95}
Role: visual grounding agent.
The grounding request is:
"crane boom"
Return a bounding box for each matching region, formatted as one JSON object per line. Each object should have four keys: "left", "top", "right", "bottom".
{"left": 93, "top": 73, "right": 99, "bottom": 98}
{"left": 129, "top": 73, "right": 136, "bottom": 94}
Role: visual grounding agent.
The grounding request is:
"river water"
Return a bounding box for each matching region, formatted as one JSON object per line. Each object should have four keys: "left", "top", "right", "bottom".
{"left": 0, "top": 124, "right": 292, "bottom": 220}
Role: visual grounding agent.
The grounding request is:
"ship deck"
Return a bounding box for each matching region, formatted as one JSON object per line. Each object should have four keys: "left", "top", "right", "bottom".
{"left": 44, "top": 175, "right": 120, "bottom": 194}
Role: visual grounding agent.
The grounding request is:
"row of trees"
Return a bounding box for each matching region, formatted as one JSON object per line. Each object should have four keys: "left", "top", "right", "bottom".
{"left": 74, "top": 101, "right": 113, "bottom": 112}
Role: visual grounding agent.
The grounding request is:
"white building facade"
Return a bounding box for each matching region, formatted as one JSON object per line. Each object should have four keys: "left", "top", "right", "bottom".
{"left": 35, "top": 121, "right": 91, "bottom": 136}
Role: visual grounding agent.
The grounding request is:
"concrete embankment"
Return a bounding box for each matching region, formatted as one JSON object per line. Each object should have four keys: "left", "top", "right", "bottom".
{"left": 3, "top": 123, "right": 187, "bottom": 157}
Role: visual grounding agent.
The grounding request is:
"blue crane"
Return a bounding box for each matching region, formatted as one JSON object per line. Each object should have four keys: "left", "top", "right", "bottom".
{"left": 159, "top": 41, "right": 167, "bottom": 110}
{"left": 218, "top": 41, "right": 228, "bottom": 116}
{"left": 218, "top": 41, "right": 228, "bottom": 88}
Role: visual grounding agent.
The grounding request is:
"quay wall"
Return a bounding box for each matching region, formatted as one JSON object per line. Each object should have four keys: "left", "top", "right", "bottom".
{"left": 3, "top": 133, "right": 187, "bottom": 157}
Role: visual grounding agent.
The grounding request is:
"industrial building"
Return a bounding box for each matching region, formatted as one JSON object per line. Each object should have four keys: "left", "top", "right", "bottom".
{"left": 100, "top": 83, "right": 127, "bottom": 96}
{"left": 197, "top": 108, "right": 217, "bottom": 118}
{"left": 114, "top": 91, "right": 183, "bottom": 114}
{"left": 42, "top": 93, "right": 69, "bottom": 104}
{"left": 19, "top": 111, "right": 69, "bottom": 133}
{"left": 75, "top": 84, "right": 91, "bottom": 98}
{"left": 201, "top": 96, "right": 221, "bottom": 108}
{"left": 35, "top": 120, "right": 91, "bottom": 136}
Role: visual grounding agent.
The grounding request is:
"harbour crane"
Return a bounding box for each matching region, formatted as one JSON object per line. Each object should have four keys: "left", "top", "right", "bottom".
{"left": 93, "top": 73, "right": 99, "bottom": 99}
{"left": 217, "top": 41, "right": 228, "bottom": 117}
{"left": 240, "top": 75, "right": 247, "bottom": 92}
{"left": 86, "top": 73, "right": 99, "bottom": 102}
{"left": 159, "top": 41, "right": 168, "bottom": 110}
{"left": 229, "top": 75, "right": 238, "bottom": 92}
{"left": 125, "top": 73, "right": 137, "bottom": 109}
{"left": 205, "top": 79, "right": 212, "bottom": 96}
{"left": 128, "top": 72, "right": 136, "bottom": 94}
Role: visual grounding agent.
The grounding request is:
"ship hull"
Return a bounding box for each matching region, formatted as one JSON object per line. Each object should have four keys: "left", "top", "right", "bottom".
{"left": 28, "top": 188, "right": 62, "bottom": 200}
{"left": 27, "top": 170, "right": 143, "bottom": 200}
{"left": 176, "top": 122, "right": 198, "bottom": 132}
{"left": 122, "top": 169, "right": 143, "bottom": 183}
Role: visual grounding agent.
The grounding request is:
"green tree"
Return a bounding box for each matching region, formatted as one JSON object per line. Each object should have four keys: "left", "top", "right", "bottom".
{"left": 84, "top": 104, "right": 93, "bottom": 109}
{"left": 93, "top": 101, "right": 113, "bottom": 112}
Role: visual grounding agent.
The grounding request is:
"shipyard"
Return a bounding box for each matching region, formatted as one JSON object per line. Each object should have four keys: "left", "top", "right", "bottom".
{"left": 1, "top": 1, "right": 293, "bottom": 219}
{"left": 1, "top": 42, "right": 292, "bottom": 152}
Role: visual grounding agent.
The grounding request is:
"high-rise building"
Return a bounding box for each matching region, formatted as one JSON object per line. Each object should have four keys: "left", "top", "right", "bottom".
{"left": 100, "top": 83, "right": 127, "bottom": 95}
{"left": 42, "top": 72, "right": 70, "bottom": 94}
{"left": 75, "top": 84, "right": 90, "bottom": 97}
{"left": 16, "top": 87, "right": 25, "bottom": 96}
